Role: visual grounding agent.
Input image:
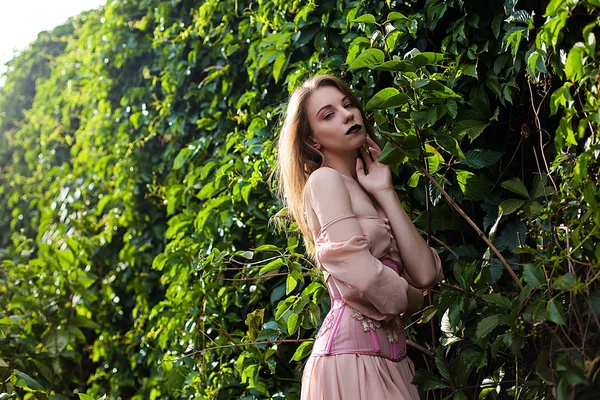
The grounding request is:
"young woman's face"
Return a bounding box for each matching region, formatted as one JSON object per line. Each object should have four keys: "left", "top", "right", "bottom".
{"left": 305, "top": 85, "right": 366, "bottom": 152}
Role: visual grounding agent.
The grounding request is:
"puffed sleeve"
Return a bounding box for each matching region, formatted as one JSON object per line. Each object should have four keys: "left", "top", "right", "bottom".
{"left": 400, "top": 246, "right": 444, "bottom": 290}
{"left": 306, "top": 168, "right": 409, "bottom": 321}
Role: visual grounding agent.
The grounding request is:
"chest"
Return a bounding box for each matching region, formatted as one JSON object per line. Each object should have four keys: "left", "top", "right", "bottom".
{"left": 305, "top": 178, "right": 388, "bottom": 239}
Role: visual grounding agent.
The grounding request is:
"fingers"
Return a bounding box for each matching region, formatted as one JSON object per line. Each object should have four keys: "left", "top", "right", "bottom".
{"left": 368, "top": 145, "right": 381, "bottom": 159}
{"left": 358, "top": 145, "right": 373, "bottom": 166}
{"left": 366, "top": 135, "right": 380, "bottom": 150}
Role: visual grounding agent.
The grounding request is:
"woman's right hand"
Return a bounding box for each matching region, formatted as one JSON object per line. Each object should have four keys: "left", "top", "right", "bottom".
{"left": 356, "top": 136, "right": 393, "bottom": 196}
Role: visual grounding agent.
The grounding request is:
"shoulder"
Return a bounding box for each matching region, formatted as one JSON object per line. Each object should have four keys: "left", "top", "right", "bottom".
{"left": 305, "top": 168, "right": 351, "bottom": 208}
{"left": 306, "top": 167, "right": 345, "bottom": 191}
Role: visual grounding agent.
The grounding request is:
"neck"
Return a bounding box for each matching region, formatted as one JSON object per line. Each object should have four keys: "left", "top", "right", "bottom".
{"left": 323, "top": 148, "right": 361, "bottom": 181}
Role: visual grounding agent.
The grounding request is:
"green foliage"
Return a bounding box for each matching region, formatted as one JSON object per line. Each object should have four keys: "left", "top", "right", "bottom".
{"left": 1, "top": 0, "right": 599, "bottom": 399}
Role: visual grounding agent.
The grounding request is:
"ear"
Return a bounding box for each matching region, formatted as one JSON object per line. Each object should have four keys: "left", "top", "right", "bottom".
{"left": 310, "top": 137, "right": 321, "bottom": 149}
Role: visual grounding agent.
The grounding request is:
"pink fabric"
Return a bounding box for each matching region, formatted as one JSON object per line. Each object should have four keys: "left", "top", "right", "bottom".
{"left": 301, "top": 354, "right": 420, "bottom": 400}
{"left": 310, "top": 256, "right": 407, "bottom": 362}
{"left": 300, "top": 170, "right": 443, "bottom": 399}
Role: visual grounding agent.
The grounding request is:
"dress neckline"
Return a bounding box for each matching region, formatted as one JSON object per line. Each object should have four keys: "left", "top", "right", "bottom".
{"left": 316, "top": 214, "right": 389, "bottom": 240}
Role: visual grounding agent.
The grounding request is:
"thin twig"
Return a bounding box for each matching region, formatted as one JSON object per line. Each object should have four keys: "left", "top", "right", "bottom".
{"left": 528, "top": 81, "right": 558, "bottom": 193}
{"left": 406, "top": 339, "right": 433, "bottom": 357}
{"left": 423, "top": 170, "right": 523, "bottom": 288}
{"left": 416, "top": 229, "right": 459, "bottom": 258}
{"left": 165, "top": 339, "right": 311, "bottom": 361}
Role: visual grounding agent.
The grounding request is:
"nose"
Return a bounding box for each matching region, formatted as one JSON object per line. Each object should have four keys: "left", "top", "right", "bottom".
{"left": 343, "top": 107, "right": 354, "bottom": 123}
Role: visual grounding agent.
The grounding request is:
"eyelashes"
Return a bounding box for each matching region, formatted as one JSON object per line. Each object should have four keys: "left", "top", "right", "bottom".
{"left": 324, "top": 103, "right": 354, "bottom": 120}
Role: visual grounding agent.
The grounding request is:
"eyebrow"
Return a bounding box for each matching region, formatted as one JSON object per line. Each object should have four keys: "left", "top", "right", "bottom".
{"left": 316, "top": 96, "right": 350, "bottom": 117}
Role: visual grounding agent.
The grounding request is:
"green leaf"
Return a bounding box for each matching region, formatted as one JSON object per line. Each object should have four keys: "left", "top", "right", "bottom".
{"left": 455, "top": 119, "right": 488, "bottom": 141}
{"left": 501, "top": 178, "right": 530, "bottom": 198}
{"left": 173, "top": 147, "right": 191, "bottom": 170}
{"left": 14, "top": 370, "right": 45, "bottom": 391}
{"left": 348, "top": 48, "right": 385, "bottom": 70}
{"left": 275, "top": 297, "right": 295, "bottom": 320}
{"left": 413, "top": 52, "right": 445, "bottom": 68}
{"left": 372, "top": 60, "right": 413, "bottom": 72}
{"left": 378, "top": 141, "right": 407, "bottom": 164}
{"left": 547, "top": 299, "right": 566, "bottom": 325}
{"left": 287, "top": 313, "right": 300, "bottom": 334}
{"left": 425, "top": 143, "right": 442, "bottom": 173}
{"left": 245, "top": 309, "right": 265, "bottom": 341}
{"left": 387, "top": 12, "right": 409, "bottom": 22}
{"left": 476, "top": 315, "right": 501, "bottom": 339}
{"left": 435, "top": 135, "right": 465, "bottom": 159}
{"left": 236, "top": 250, "right": 254, "bottom": 259}
{"left": 565, "top": 43, "right": 585, "bottom": 81}
{"left": 78, "top": 395, "right": 95, "bottom": 400}
{"left": 364, "top": 88, "right": 409, "bottom": 111}
{"left": 499, "top": 199, "right": 526, "bottom": 215}
{"left": 253, "top": 244, "right": 281, "bottom": 253}
{"left": 453, "top": 392, "right": 468, "bottom": 400}
{"left": 412, "top": 370, "right": 448, "bottom": 390}
{"left": 407, "top": 172, "right": 420, "bottom": 187}
{"left": 553, "top": 273, "right": 580, "bottom": 291}
{"left": 481, "top": 293, "right": 512, "bottom": 310}
{"left": 434, "top": 346, "right": 450, "bottom": 381}
{"left": 523, "top": 263, "right": 545, "bottom": 288}
{"left": 351, "top": 14, "right": 377, "bottom": 24}
{"left": 463, "top": 149, "right": 502, "bottom": 169}
{"left": 74, "top": 269, "right": 96, "bottom": 289}
{"left": 530, "top": 175, "right": 555, "bottom": 199}
{"left": 272, "top": 52, "right": 288, "bottom": 83}
{"left": 456, "top": 170, "right": 489, "bottom": 201}
{"left": 463, "top": 63, "right": 478, "bottom": 79}
{"left": 286, "top": 274, "right": 298, "bottom": 295}
{"left": 45, "top": 328, "right": 69, "bottom": 357}
{"left": 69, "top": 316, "right": 100, "bottom": 330}
{"left": 291, "top": 340, "right": 314, "bottom": 361}
{"left": 258, "top": 258, "right": 284, "bottom": 276}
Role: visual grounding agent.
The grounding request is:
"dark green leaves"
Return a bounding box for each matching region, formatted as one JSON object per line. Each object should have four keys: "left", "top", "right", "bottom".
{"left": 455, "top": 119, "right": 488, "bottom": 141}
{"left": 476, "top": 315, "right": 501, "bottom": 339}
{"left": 291, "top": 340, "right": 314, "bottom": 361}
{"left": 565, "top": 43, "right": 585, "bottom": 81}
{"left": 463, "top": 149, "right": 502, "bottom": 169}
{"left": 456, "top": 170, "right": 490, "bottom": 200}
{"left": 501, "top": 178, "right": 529, "bottom": 198}
{"left": 364, "top": 88, "right": 409, "bottom": 111}
{"left": 523, "top": 264, "right": 545, "bottom": 287}
{"left": 351, "top": 14, "right": 377, "bottom": 24}
{"left": 348, "top": 48, "right": 385, "bottom": 70}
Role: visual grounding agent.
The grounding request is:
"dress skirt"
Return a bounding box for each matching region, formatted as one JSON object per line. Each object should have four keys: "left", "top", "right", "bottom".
{"left": 301, "top": 353, "right": 420, "bottom": 400}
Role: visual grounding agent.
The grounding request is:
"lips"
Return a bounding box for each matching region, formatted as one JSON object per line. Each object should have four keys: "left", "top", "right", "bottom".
{"left": 346, "top": 124, "right": 362, "bottom": 135}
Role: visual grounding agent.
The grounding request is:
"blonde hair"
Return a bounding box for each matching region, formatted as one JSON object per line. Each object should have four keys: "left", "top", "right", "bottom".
{"left": 270, "top": 74, "right": 381, "bottom": 265}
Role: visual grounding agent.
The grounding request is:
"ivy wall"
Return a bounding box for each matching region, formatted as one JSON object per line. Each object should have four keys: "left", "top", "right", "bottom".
{"left": 0, "top": 0, "right": 598, "bottom": 399}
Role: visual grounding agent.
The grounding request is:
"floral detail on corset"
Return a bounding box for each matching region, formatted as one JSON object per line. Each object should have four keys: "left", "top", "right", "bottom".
{"left": 382, "top": 316, "right": 403, "bottom": 343}
{"left": 316, "top": 300, "right": 344, "bottom": 339}
{"left": 350, "top": 307, "right": 382, "bottom": 332}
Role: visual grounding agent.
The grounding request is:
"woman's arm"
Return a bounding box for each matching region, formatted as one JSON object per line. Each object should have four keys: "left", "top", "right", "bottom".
{"left": 373, "top": 189, "right": 439, "bottom": 288}
{"left": 404, "top": 284, "right": 426, "bottom": 318}
{"left": 306, "top": 167, "right": 412, "bottom": 319}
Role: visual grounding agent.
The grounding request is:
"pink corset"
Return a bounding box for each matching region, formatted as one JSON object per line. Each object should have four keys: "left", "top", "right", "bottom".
{"left": 311, "top": 256, "right": 407, "bottom": 362}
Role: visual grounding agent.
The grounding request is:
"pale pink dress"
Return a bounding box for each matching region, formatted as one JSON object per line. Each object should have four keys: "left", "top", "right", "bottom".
{"left": 301, "top": 171, "right": 443, "bottom": 400}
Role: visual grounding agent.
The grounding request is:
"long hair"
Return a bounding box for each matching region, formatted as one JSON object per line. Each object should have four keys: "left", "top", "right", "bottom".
{"left": 270, "top": 74, "right": 381, "bottom": 265}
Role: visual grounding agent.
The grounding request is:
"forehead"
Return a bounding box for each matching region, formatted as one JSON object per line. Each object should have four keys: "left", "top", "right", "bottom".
{"left": 306, "top": 85, "right": 347, "bottom": 115}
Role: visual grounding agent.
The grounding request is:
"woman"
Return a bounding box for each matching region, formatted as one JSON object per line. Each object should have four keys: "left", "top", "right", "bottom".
{"left": 274, "top": 74, "right": 444, "bottom": 399}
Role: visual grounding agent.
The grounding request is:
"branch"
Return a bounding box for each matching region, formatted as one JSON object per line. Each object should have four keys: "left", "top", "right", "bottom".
{"left": 422, "top": 170, "right": 523, "bottom": 289}
{"left": 406, "top": 339, "right": 433, "bottom": 357}
{"left": 165, "top": 339, "right": 311, "bottom": 361}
